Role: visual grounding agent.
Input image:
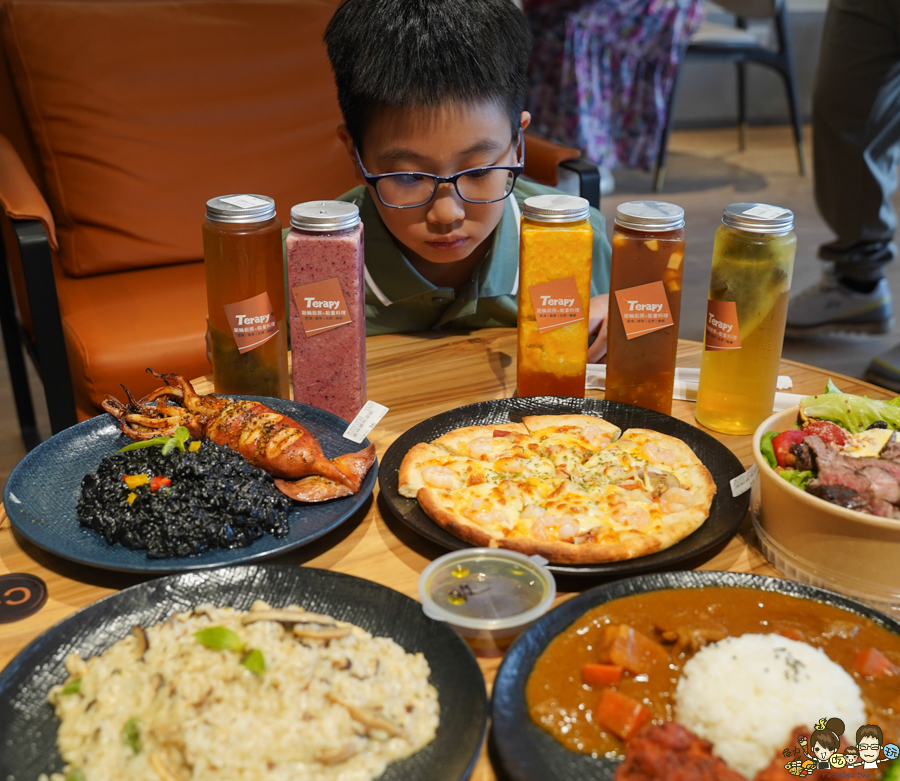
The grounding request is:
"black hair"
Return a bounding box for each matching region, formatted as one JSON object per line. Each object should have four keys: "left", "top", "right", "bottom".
{"left": 324, "top": 0, "right": 532, "bottom": 150}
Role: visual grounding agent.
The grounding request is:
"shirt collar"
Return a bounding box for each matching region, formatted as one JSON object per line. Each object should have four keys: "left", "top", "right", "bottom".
{"left": 362, "top": 189, "right": 521, "bottom": 306}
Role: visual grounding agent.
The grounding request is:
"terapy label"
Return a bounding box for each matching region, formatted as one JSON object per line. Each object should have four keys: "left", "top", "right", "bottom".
{"left": 705, "top": 300, "right": 742, "bottom": 350}
{"left": 614, "top": 281, "right": 674, "bottom": 339}
{"left": 292, "top": 277, "right": 352, "bottom": 337}
{"left": 529, "top": 277, "right": 585, "bottom": 333}
{"left": 223, "top": 291, "right": 279, "bottom": 354}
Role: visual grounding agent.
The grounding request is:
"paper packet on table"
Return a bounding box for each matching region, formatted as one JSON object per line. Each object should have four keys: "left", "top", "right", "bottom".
{"left": 585, "top": 365, "right": 803, "bottom": 412}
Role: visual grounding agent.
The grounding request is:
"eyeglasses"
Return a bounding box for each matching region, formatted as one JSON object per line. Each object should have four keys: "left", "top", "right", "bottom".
{"left": 355, "top": 128, "right": 524, "bottom": 209}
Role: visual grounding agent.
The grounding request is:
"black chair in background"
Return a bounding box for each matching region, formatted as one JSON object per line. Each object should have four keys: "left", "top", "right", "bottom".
{"left": 654, "top": 0, "right": 806, "bottom": 191}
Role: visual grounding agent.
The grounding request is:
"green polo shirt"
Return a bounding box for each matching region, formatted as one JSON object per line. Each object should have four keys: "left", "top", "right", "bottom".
{"left": 334, "top": 180, "right": 611, "bottom": 336}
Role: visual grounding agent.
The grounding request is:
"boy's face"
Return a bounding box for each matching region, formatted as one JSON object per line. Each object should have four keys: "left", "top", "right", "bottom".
{"left": 340, "top": 101, "right": 529, "bottom": 268}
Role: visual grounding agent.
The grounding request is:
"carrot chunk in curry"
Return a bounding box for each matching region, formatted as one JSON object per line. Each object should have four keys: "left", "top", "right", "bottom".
{"left": 594, "top": 689, "right": 653, "bottom": 742}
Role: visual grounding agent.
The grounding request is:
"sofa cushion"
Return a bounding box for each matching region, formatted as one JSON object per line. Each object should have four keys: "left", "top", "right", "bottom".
{"left": 2, "top": 0, "right": 353, "bottom": 278}
{"left": 56, "top": 261, "right": 210, "bottom": 420}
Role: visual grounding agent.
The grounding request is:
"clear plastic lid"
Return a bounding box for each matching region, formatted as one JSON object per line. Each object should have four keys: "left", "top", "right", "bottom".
{"left": 523, "top": 194, "right": 590, "bottom": 223}
{"left": 614, "top": 200, "right": 685, "bottom": 231}
{"left": 418, "top": 548, "right": 556, "bottom": 630}
{"left": 722, "top": 203, "right": 794, "bottom": 235}
{"left": 290, "top": 201, "right": 360, "bottom": 232}
{"left": 206, "top": 194, "right": 276, "bottom": 224}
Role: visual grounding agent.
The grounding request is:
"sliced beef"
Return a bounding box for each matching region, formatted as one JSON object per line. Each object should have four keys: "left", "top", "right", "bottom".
{"left": 806, "top": 483, "right": 870, "bottom": 510}
{"left": 790, "top": 441, "right": 814, "bottom": 472}
{"left": 858, "top": 465, "right": 900, "bottom": 504}
{"left": 804, "top": 435, "right": 900, "bottom": 518}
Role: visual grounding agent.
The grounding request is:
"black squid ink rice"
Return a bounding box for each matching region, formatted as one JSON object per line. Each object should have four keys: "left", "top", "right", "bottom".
{"left": 77, "top": 441, "right": 291, "bottom": 558}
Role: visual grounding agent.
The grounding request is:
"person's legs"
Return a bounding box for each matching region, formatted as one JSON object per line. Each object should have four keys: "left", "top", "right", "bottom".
{"left": 786, "top": 0, "right": 900, "bottom": 336}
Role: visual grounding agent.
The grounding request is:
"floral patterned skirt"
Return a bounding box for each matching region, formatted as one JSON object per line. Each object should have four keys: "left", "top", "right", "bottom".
{"left": 525, "top": 0, "right": 704, "bottom": 171}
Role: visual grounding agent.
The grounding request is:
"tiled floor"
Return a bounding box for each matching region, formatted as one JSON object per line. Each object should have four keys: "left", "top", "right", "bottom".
{"left": 3, "top": 123, "right": 899, "bottom": 493}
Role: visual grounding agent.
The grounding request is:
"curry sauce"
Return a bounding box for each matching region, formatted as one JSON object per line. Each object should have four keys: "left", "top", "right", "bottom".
{"left": 526, "top": 587, "right": 900, "bottom": 758}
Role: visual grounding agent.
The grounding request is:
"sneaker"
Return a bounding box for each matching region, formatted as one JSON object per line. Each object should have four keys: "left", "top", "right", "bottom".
{"left": 785, "top": 271, "right": 893, "bottom": 337}
{"left": 865, "top": 343, "right": 900, "bottom": 393}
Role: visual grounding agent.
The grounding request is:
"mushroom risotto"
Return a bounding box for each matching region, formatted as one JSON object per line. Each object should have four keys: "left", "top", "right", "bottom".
{"left": 40, "top": 602, "right": 440, "bottom": 781}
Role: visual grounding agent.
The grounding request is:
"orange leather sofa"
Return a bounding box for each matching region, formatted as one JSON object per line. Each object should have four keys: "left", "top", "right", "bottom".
{"left": 0, "top": 0, "right": 594, "bottom": 448}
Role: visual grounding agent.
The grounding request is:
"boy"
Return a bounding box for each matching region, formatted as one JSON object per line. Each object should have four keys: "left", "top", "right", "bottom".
{"left": 324, "top": 0, "right": 612, "bottom": 360}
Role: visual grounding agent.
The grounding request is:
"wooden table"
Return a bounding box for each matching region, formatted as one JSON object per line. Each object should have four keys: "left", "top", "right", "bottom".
{"left": 0, "top": 328, "right": 891, "bottom": 779}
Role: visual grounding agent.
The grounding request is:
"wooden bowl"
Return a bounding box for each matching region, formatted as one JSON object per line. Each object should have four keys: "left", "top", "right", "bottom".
{"left": 751, "top": 407, "right": 900, "bottom": 614}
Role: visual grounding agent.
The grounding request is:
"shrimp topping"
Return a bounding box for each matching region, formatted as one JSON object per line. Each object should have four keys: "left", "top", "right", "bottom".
{"left": 422, "top": 465, "right": 457, "bottom": 490}
{"left": 659, "top": 486, "right": 695, "bottom": 513}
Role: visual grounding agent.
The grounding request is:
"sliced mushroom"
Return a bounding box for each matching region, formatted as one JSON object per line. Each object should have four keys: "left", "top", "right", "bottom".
{"left": 148, "top": 753, "right": 180, "bottom": 781}
{"left": 241, "top": 609, "right": 341, "bottom": 626}
{"left": 293, "top": 625, "right": 352, "bottom": 640}
{"left": 328, "top": 694, "right": 406, "bottom": 739}
{"left": 132, "top": 625, "right": 149, "bottom": 658}
{"left": 250, "top": 599, "right": 272, "bottom": 612}
{"left": 645, "top": 468, "right": 681, "bottom": 496}
{"left": 315, "top": 742, "right": 359, "bottom": 765}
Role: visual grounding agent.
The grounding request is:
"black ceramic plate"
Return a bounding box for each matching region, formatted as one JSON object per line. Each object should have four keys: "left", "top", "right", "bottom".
{"left": 3, "top": 397, "right": 377, "bottom": 573}
{"left": 491, "top": 570, "right": 900, "bottom": 781}
{"left": 378, "top": 397, "right": 748, "bottom": 576}
{"left": 0, "top": 564, "right": 487, "bottom": 781}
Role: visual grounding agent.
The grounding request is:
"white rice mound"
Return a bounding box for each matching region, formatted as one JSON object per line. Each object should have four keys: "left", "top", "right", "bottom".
{"left": 675, "top": 633, "right": 865, "bottom": 780}
{"left": 41, "top": 602, "right": 439, "bottom": 781}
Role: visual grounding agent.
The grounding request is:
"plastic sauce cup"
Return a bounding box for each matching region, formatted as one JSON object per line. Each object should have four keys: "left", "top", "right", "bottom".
{"left": 418, "top": 548, "right": 557, "bottom": 657}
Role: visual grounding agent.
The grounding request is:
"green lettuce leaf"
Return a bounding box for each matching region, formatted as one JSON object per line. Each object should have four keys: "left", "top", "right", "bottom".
{"left": 800, "top": 393, "right": 900, "bottom": 433}
{"left": 824, "top": 379, "right": 842, "bottom": 394}
{"left": 777, "top": 469, "right": 813, "bottom": 490}
{"left": 760, "top": 431, "right": 778, "bottom": 469}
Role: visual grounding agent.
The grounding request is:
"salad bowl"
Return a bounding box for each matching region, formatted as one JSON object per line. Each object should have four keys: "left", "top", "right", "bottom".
{"left": 752, "top": 405, "right": 900, "bottom": 616}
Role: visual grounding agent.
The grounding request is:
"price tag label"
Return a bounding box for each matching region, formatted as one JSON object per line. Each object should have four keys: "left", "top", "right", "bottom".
{"left": 220, "top": 194, "right": 270, "bottom": 209}
{"left": 742, "top": 204, "right": 790, "bottom": 220}
{"left": 343, "top": 400, "right": 389, "bottom": 443}
{"left": 730, "top": 465, "right": 758, "bottom": 497}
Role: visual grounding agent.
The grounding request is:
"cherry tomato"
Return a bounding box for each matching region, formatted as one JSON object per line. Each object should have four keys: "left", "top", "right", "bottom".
{"left": 772, "top": 429, "right": 806, "bottom": 468}
{"left": 802, "top": 420, "right": 848, "bottom": 447}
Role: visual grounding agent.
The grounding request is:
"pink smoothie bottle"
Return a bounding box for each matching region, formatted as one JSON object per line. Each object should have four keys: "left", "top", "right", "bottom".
{"left": 285, "top": 201, "right": 365, "bottom": 421}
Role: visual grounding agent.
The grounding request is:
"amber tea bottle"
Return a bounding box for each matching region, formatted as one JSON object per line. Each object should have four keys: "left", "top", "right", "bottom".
{"left": 605, "top": 201, "right": 685, "bottom": 415}
{"left": 203, "top": 194, "right": 289, "bottom": 398}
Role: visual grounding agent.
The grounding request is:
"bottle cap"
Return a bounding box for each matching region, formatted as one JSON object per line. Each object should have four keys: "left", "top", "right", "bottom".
{"left": 522, "top": 194, "right": 590, "bottom": 223}
{"left": 722, "top": 203, "right": 794, "bottom": 235}
{"left": 615, "top": 201, "right": 685, "bottom": 231}
{"left": 291, "top": 201, "right": 360, "bottom": 232}
{"left": 206, "top": 194, "right": 276, "bottom": 223}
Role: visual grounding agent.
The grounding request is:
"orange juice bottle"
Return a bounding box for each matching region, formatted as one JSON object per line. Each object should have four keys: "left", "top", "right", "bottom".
{"left": 202, "top": 194, "right": 289, "bottom": 398}
{"left": 517, "top": 195, "right": 593, "bottom": 397}
{"left": 605, "top": 201, "right": 685, "bottom": 415}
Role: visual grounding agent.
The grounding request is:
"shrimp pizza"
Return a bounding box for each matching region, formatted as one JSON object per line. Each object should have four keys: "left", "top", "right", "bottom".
{"left": 398, "top": 415, "right": 716, "bottom": 564}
